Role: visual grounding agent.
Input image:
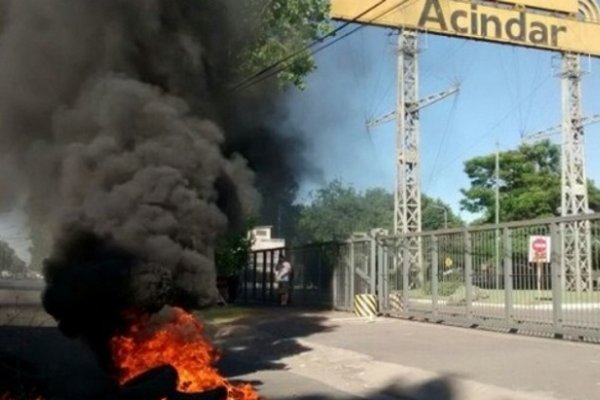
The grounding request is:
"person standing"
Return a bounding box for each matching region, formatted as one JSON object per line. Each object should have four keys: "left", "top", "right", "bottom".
{"left": 275, "top": 254, "right": 292, "bottom": 306}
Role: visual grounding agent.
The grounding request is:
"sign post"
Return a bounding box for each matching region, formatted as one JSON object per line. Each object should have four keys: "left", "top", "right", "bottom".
{"left": 528, "top": 236, "right": 551, "bottom": 296}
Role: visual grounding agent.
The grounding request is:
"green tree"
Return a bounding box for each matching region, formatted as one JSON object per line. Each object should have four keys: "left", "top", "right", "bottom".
{"left": 238, "top": 0, "right": 332, "bottom": 89}
{"left": 295, "top": 180, "right": 463, "bottom": 243}
{"left": 214, "top": 1, "right": 331, "bottom": 278}
{"left": 461, "top": 140, "right": 600, "bottom": 223}
{"left": 0, "top": 240, "right": 26, "bottom": 274}
{"left": 296, "top": 181, "right": 374, "bottom": 243}
{"left": 215, "top": 229, "right": 253, "bottom": 277}
{"left": 422, "top": 196, "right": 464, "bottom": 230}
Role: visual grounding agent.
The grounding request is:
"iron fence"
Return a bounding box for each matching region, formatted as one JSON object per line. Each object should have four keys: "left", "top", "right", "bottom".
{"left": 240, "top": 214, "right": 600, "bottom": 339}
{"left": 239, "top": 242, "right": 340, "bottom": 307}
{"left": 369, "top": 214, "right": 600, "bottom": 339}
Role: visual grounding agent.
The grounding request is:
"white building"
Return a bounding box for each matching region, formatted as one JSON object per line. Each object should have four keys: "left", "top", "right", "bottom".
{"left": 249, "top": 226, "right": 285, "bottom": 251}
{"left": 247, "top": 227, "right": 286, "bottom": 291}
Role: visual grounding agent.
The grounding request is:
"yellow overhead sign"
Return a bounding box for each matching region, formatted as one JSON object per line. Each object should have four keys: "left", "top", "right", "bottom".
{"left": 492, "top": 0, "right": 578, "bottom": 14}
{"left": 331, "top": 0, "right": 600, "bottom": 56}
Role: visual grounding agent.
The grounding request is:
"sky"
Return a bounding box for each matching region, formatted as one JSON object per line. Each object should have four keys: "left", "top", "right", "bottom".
{"left": 4, "top": 22, "right": 600, "bottom": 265}
{"left": 289, "top": 24, "right": 600, "bottom": 223}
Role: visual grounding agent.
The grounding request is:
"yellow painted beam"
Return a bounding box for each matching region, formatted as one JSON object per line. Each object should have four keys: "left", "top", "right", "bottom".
{"left": 492, "top": 0, "right": 578, "bottom": 14}
{"left": 331, "top": 0, "right": 600, "bottom": 56}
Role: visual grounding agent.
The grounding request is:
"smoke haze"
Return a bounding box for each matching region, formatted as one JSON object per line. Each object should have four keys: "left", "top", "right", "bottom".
{"left": 0, "top": 0, "right": 312, "bottom": 348}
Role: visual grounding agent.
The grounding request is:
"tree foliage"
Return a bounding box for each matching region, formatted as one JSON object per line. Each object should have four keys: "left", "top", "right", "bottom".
{"left": 295, "top": 180, "right": 463, "bottom": 243}
{"left": 216, "top": 1, "right": 330, "bottom": 270}
{"left": 0, "top": 240, "right": 26, "bottom": 274}
{"left": 215, "top": 221, "right": 255, "bottom": 276}
{"left": 296, "top": 181, "right": 382, "bottom": 243}
{"left": 421, "top": 195, "right": 464, "bottom": 231}
{"left": 460, "top": 140, "right": 600, "bottom": 223}
{"left": 239, "top": 0, "right": 332, "bottom": 89}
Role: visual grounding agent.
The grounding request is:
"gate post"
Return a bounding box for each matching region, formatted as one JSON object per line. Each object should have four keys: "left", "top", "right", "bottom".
{"left": 550, "top": 222, "right": 564, "bottom": 336}
{"left": 377, "top": 239, "right": 387, "bottom": 312}
{"left": 262, "top": 250, "right": 269, "bottom": 302}
{"left": 252, "top": 252, "right": 258, "bottom": 300}
{"left": 243, "top": 253, "right": 250, "bottom": 303}
{"left": 464, "top": 230, "right": 473, "bottom": 320}
{"left": 332, "top": 247, "right": 338, "bottom": 309}
{"left": 349, "top": 240, "right": 355, "bottom": 309}
{"left": 370, "top": 236, "right": 377, "bottom": 294}
{"left": 431, "top": 234, "right": 439, "bottom": 317}
{"left": 503, "top": 227, "right": 514, "bottom": 326}
{"left": 402, "top": 239, "right": 410, "bottom": 312}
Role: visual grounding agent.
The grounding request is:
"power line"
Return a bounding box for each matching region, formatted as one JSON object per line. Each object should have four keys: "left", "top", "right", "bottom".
{"left": 513, "top": 47, "right": 525, "bottom": 133}
{"left": 233, "top": 0, "right": 418, "bottom": 92}
{"left": 439, "top": 74, "right": 552, "bottom": 173}
{"left": 426, "top": 91, "right": 460, "bottom": 190}
{"left": 522, "top": 51, "right": 544, "bottom": 133}
{"left": 230, "top": 0, "right": 388, "bottom": 91}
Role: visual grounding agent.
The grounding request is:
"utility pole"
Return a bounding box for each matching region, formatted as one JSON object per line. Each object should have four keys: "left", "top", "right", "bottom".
{"left": 495, "top": 144, "right": 500, "bottom": 227}
{"left": 443, "top": 208, "right": 448, "bottom": 229}
{"left": 429, "top": 204, "right": 448, "bottom": 229}
{"left": 495, "top": 143, "right": 501, "bottom": 290}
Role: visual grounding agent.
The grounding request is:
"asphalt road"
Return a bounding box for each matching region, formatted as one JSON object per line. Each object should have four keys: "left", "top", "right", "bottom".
{"left": 0, "top": 307, "right": 358, "bottom": 400}
{"left": 2, "top": 304, "right": 600, "bottom": 399}
{"left": 227, "top": 309, "right": 600, "bottom": 400}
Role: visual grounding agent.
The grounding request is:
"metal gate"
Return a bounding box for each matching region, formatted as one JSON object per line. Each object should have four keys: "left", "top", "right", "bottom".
{"left": 240, "top": 243, "right": 339, "bottom": 307}
{"left": 333, "top": 214, "right": 600, "bottom": 340}
{"left": 332, "top": 231, "right": 386, "bottom": 312}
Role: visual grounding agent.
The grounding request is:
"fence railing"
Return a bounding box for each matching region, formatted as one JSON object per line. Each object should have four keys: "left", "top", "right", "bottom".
{"left": 241, "top": 214, "right": 600, "bottom": 339}
{"left": 239, "top": 242, "right": 340, "bottom": 307}
{"left": 351, "top": 214, "right": 600, "bottom": 339}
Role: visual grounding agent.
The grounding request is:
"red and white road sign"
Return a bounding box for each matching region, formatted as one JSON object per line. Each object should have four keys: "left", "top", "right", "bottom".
{"left": 528, "top": 235, "right": 551, "bottom": 263}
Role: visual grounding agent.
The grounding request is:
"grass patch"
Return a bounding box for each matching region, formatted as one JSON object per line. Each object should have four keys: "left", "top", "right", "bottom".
{"left": 481, "top": 289, "right": 600, "bottom": 304}
{"left": 407, "top": 288, "right": 600, "bottom": 305}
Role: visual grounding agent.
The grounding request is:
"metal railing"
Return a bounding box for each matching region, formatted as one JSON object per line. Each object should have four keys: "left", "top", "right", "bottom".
{"left": 241, "top": 214, "right": 600, "bottom": 339}
{"left": 239, "top": 242, "right": 340, "bottom": 307}
{"left": 361, "top": 214, "right": 600, "bottom": 339}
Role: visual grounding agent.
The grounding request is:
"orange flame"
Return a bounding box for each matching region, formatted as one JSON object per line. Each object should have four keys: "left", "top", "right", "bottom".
{"left": 110, "top": 307, "right": 259, "bottom": 400}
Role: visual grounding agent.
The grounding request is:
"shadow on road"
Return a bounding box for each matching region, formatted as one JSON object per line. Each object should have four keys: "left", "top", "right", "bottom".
{"left": 0, "top": 306, "right": 338, "bottom": 399}
{"left": 274, "top": 378, "right": 457, "bottom": 400}
{"left": 0, "top": 324, "right": 114, "bottom": 399}
{"left": 0, "top": 306, "right": 469, "bottom": 400}
{"left": 213, "top": 309, "right": 469, "bottom": 400}
{"left": 214, "top": 307, "right": 336, "bottom": 378}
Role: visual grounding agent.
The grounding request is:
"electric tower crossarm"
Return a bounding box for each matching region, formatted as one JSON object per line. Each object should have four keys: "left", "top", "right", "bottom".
{"left": 521, "top": 114, "right": 600, "bottom": 143}
{"left": 366, "top": 84, "right": 460, "bottom": 129}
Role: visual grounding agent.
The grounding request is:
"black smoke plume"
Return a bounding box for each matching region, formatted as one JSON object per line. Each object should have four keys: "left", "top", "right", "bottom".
{"left": 0, "top": 0, "right": 312, "bottom": 354}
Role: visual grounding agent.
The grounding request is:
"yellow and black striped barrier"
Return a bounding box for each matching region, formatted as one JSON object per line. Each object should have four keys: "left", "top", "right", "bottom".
{"left": 389, "top": 292, "right": 404, "bottom": 312}
{"left": 353, "top": 294, "right": 378, "bottom": 317}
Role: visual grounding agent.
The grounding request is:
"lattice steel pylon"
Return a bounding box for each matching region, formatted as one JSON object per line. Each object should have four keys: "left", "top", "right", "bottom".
{"left": 367, "top": 30, "right": 457, "bottom": 286}
{"left": 561, "top": 53, "right": 592, "bottom": 292}
{"left": 396, "top": 30, "right": 422, "bottom": 281}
